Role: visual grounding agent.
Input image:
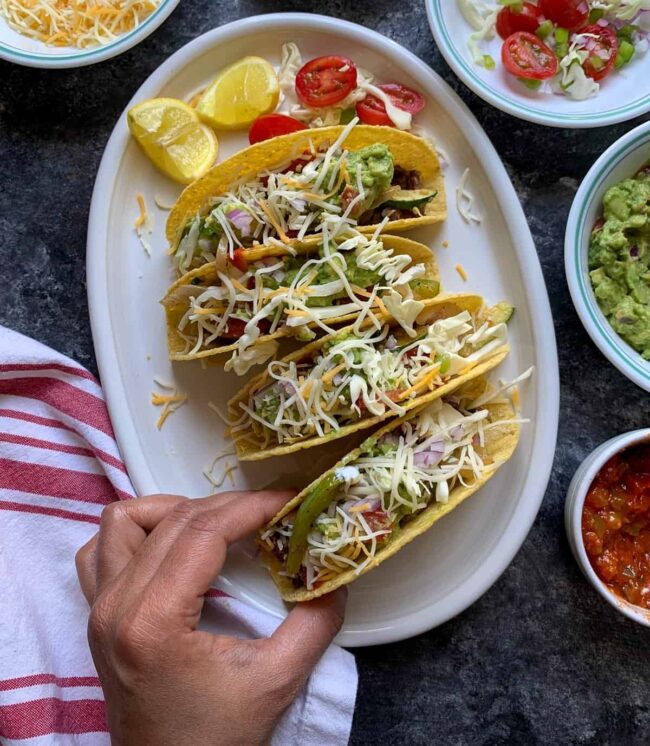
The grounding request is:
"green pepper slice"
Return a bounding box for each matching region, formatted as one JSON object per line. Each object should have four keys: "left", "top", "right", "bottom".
{"left": 286, "top": 471, "right": 347, "bottom": 576}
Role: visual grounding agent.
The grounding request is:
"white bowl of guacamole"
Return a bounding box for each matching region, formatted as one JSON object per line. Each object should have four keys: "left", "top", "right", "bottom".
{"left": 566, "top": 120, "right": 650, "bottom": 392}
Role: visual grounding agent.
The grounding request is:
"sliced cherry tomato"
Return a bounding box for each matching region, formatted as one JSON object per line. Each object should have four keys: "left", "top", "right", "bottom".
{"left": 363, "top": 510, "right": 393, "bottom": 540}
{"left": 538, "top": 0, "right": 589, "bottom": 31}
{"left": 501, "top": 31, "right": 558, "bottom": 80}
{"left": 248, "top": 114, "right": 307, "bottom": 145}
{"left": 496, "top": 2, "right": 542, "bottom": 39}
{"left": 295, "top": 55, "right": 357, "bottom": 108}
{"left": 356, "top": 83, "right": 425, "bottom": 126}
{"left": 230, "top": 248, "right": 248, "bottom": 272}
{"left": 579, "top": 24, "right": 618, "bottom": 81}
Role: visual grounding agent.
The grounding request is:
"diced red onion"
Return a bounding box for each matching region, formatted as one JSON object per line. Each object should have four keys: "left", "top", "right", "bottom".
{"left": 385, "top": 334, "right": 397, "bottom": 350}
{"left": 414, "top": 440, "right": 444, "bottom": 467}
{"left": 631, "top": 246, "right": 640, "bottom": 258}
{"left": 596, "top": 18, "right": 608, "bottom": 27}
{"left": 365, "top": 498, "right": 381, "bottom": 512}
{"left": 450, "top": 425, "right": 464, "bottom": 441}
{"left": 227, "top": 209, "right": 253, "bottom": 237}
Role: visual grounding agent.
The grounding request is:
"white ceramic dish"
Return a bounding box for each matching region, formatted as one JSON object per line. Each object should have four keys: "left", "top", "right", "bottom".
{"left": 426, "top": 0, "right": 650, "bottom": 128}
{"left": 565, "top": 429, "right": 650, "bottom": 628}
{"left": 565, "top": 121, "right": 650, "bottom": 392}
{"left": 0, "top": 0, "right": 179, "bottom": 68}
{"left": 86, "top": 13, "right": 559, "bottom": 647}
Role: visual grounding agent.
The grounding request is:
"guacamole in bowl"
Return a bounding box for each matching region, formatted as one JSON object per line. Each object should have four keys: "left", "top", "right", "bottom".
{"left": 588, "top": 166, "right": 650, "bottom": 361}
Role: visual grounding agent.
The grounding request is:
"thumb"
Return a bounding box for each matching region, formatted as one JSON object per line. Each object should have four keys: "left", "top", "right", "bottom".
{"left": 266, "top": 588, "right": 348, "bottom": 681}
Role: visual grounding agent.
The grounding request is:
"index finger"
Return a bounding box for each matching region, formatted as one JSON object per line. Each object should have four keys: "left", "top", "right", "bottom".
{"left": 139, "top": 490, "right": 294, "bottom": 630}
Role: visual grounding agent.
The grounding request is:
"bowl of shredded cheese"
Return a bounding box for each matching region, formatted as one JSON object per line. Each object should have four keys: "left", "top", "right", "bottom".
{"left": 0, "top": 0, "right": 179, "bottom": 68}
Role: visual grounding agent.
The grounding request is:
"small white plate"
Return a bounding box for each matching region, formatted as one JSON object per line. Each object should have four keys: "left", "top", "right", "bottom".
{"left": 0, "top": 0, "right": 179, "bottom": 68}
{"left": 565, "top": 120, "right": 650, "bottom": 391}
{"left": 87, "top": 13, "right": 559, "bottom": 647}
{"left": 426, "top": 0, "right": 650, "bottom": 128}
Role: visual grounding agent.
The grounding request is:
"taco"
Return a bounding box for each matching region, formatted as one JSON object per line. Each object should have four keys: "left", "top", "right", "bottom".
{"left": 162, "top": 232, "right": 440, "bottom": 375}
{"left": 167, "top": 122, "right": 446, "bottom": 275}
{"left": 227, "top": 294, "right": 513, "bottom": 460}
{"left": 258, "top": 375, "right": 522, "bottom": 601}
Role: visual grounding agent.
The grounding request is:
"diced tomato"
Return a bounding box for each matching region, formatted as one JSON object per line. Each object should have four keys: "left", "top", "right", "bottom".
{"left": 221, "top": 317, "right": 270, "bottom": 340}
{"left": 363, "top": 510, "right": 393, "bottom": 540}
{"left": 501, "top": 31, "right": 558, "bottom": 80}
{"left": 538, "top": 0, "right": 589, "bottom": 31}
{"left": 579, "top": 25, "right": 618, "bottom": 82}
{"left": 230, "top": 248, "right": 248, "bottom": 272}
{"left": 248, "top": 114, "right": 307, "bottom": 145}
{"left": 496, "top": 2, "right": 542, "bottom": 39}
{"left": 356, "top": 83, "right": 425, "bottom": 126}
{"left": 295, "top": 55, "right": 357, "bottom": 108}
{"left": 592, "top": 216, "right": 605, "bottom": 233}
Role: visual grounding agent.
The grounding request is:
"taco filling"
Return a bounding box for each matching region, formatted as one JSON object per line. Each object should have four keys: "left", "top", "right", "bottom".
{"left": 260, "top": 392, "right": 521, "bottom": 591}
{"left": 231, "top": 303, "right": 512, "bottom": 445}
{"left": 172, "top": 120, "right": 438, "bottom": 274}
{"left": 167, "top": 232, "right": 440, "bottom": 373}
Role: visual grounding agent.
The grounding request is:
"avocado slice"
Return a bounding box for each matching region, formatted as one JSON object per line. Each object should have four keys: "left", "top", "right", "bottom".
{"left": 380, "top": 189, "right": 437, "bottom": 210}
{"left": 409, "top": 278, "right": 441, "bottom": 300}
{"left": 486, "top": 302, "right": 514, "bottom": 325}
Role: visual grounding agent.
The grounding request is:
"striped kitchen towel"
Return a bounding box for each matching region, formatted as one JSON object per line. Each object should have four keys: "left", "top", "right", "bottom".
{"left": 0, "top": 326, "right": 357, "bottom": 745}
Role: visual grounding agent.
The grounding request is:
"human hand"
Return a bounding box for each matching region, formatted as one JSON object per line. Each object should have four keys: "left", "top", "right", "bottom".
{"left": 75, "top": 492, "right": 347, "bottom": 746}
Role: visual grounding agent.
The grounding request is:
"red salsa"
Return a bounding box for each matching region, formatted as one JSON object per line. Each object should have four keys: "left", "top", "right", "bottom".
{"left": 582, "top": 443, "right": 650, "bottom": 610}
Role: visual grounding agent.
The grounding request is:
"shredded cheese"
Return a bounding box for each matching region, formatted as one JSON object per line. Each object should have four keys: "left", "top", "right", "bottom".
{"left": 134, "top": 193, "right": 153, "bottom": 256}
{"left": 151, "top": 380, "right": 187, "bottom": 430}
{"left": 0, "top": 0, "right": 161, "bottom": 49}
{"left": 456, "top": 168, "right": 482, "bottom": 225}
{"left": 456, "top": 264, "right": 468, "bottom": 282}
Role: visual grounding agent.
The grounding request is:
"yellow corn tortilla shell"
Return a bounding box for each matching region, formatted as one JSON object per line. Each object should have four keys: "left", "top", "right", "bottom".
{"left": 261, "top": 377, "right": 520, "bottom": 601}
{"left": 166, "top": 125, "right": 446, "bottom": 249}
{"left": 227, "top": 293, "right": 509, "bottom": 461}
{"left": 162, "top": 235, "right": 439, "bottom": 361}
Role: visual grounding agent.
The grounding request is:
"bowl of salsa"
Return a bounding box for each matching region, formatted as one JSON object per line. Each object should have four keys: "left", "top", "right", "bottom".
{"left": 566, "top": 429, "right": 650, "bottom": 626}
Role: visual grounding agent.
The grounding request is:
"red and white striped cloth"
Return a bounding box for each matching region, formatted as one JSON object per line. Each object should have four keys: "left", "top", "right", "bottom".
{"left": 0, "top": 327, "right": 357, "bottom": 745}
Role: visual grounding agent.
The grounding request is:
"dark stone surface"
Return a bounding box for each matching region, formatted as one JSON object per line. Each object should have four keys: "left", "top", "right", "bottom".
{"left": 1, "top": 2, "right": 648, "bottom": 744}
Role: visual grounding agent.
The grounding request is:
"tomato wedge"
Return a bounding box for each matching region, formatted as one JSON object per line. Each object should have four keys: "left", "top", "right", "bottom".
{"left": 248, "top": 113, "right": 307, "bottom": 144}
{"left": 295, "top": 55, "right": 357, "bottom": 108}
{"left": 502, "top": 31, "right": 558, "bottom": 80}
{"left": 356, "top": 83, "right": 425, "bottom": 126}
{"left": 538, "top": 0, "right": 589, "bottom": 31}
{"left": 579, "top": 24, "right": 618, "bottom": 81}
{"left": 496, "top": 2, "right": 542, "bottom": 39}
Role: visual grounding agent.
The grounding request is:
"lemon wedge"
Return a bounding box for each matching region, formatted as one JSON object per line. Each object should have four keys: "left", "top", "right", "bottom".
{"left": 127, "top": 98, "right": 218, "bottom": 184}
{"left": 195, "top": 56, "right": 280, "bottom": 130}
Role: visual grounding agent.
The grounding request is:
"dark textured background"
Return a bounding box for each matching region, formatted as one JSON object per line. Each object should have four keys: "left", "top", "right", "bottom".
{"left": 1, "top": 2, "right": 648, "bottom": 744}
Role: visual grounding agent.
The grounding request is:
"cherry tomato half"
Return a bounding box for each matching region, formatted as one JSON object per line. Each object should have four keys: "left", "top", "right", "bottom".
{"left": 496, "top": 2, "right": 542, "bottom": 39}
{"left": 356, "top": 83, "right": 425, "bottom": 126}
{"left": 295, "top": 55, "right": 357, "bottom": 108}
{"left": 501, "top": 31, "right": 558, "bottom": 80}
{"left": 248, "top": 113, "right": 307, "bottom": 145}
{"left": 579, "top": 24, "right": 618, "bottom": 81}
{"left": 538, "top": 0, "right": 589, "bottom": 31}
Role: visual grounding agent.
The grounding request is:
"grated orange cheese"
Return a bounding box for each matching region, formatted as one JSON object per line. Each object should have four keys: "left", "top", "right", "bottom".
{"left": 455, "top": 264, "right": 468, "bottom": 282}
{"left": 151, "top": 382, "right": 187, "bottom": 430}
{"left": 0, "top": 0, "right": 162, "bottom": 49}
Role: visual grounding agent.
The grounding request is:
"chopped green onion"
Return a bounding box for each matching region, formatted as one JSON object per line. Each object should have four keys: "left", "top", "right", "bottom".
{"left": 616, "top": 24, "right": 638, "bottom": 40}
{"left": 519, "top": 77, "right": 542, "bottom": 90}
{"left": 615, "top": 39, "right": 635, "bottom": 68}
{"left": 438, "top": 354, "right": 451, "bottom": 375}
{"left": 536, "top": 20, "right": 553, "bottom": 40}
{"left": 483, "top": 54, "right": 496, "bottom": 70}
{"left": 498, "top": 0, "right": 524, "bottom": 9}
{"left": 588, "top": 8, "right": 604, "bottom": 23}
{"left": 554, "top": 27, "right": 569, "bottom": 44}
